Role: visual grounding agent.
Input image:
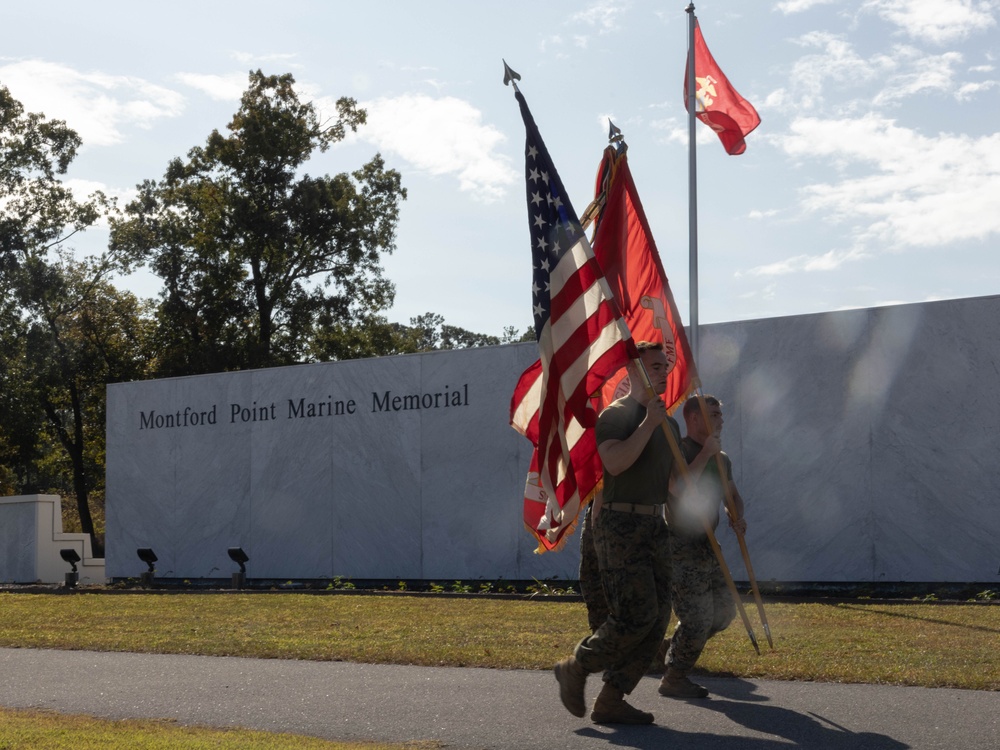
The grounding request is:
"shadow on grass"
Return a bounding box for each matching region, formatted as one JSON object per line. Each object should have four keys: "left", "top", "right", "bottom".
{"left": 831, "top": 603, "right": 1000, "bottom": 635}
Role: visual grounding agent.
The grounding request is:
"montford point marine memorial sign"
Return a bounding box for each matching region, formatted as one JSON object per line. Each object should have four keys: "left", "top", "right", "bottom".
{"left": 137, "top": 383, "right": 472, "bottom": 431}
{"left": 104, "top": 295, "right": 1000, "bottom": 586}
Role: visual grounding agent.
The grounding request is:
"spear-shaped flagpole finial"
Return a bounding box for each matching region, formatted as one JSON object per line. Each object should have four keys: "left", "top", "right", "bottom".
{"left": 607, "top": 119, "right": 623, "bottom": 143}
{"left": 607, "top": 118, "right": 627, "bottom": 155}
{"left": 502, "top": 59, "right": 521, "bottom": 92}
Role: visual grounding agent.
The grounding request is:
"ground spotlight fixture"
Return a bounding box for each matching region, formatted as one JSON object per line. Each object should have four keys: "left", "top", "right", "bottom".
{"left": 227, "top": 547, "right": 249, "bottom": 574}
{"left": 60, "top": 548, "right": 81, "bottom": 588}
{"left": 137, "top": 548, "right": 157, "bottom": 587}
{"left": 136, "top": 548, "right": 157, "bottom": 573}
{"left": 228, "top": 547, "right": 249, "bottom": 589}
{"left": 60, "top": 548, "right": 81, "bottom": 573}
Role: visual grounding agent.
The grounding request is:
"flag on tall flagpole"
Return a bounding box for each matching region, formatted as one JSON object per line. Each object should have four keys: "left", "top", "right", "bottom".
{"left": 589, "top": 146, "right": 698, "bottom": 412}
{"left": 685, "top": 18, "right": 760, "bottom": 156}
{"left": 508, "top": 89, "right": 635, "bottom": 553}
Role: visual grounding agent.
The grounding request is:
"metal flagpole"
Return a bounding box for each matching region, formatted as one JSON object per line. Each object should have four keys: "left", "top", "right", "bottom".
{"left": 682, "top": 8, "right": 772, "bottom": 650}
{"left": 686, "top": 3, "right": 699, "bottom": 364}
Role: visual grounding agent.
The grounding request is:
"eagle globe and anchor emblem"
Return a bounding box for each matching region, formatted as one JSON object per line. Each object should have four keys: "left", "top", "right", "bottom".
{"left": 612, "top": 294, "right": 679, "bottom": 399}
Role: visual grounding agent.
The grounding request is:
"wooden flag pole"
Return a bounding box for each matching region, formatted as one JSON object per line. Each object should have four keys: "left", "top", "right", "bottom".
{"left": 694, "top": 394, "right": 773, "bottom": 648}
{"left": 633, "top": 359, "right": 760, "bottom": 655}
{"left": 701, "top": 520, "right": 760, "bottom": 654}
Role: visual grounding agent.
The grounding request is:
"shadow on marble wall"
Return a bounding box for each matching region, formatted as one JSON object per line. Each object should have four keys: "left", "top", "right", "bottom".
{"left": 703, "top": 296, "right": 1000, "bottom": 584}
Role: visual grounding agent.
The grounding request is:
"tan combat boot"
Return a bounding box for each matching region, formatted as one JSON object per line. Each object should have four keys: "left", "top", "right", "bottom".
{"left": 590, "top": 682, "right": 654, "bottom": 725}
{"left": 658, "top": 667, "right": 709, "bottom": 699}
{"left": 554, "top": 656, "right": 588, "bottom": 717}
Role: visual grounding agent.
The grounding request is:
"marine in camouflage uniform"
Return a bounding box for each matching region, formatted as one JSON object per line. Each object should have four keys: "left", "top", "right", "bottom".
{"left": 554, "top": 342, "right": 677, "bottom": 725}
{"left": 661, "top": 394, "right": 746, "bottom": 700}
{"left": 579, "top": 498, "right": 669, "bottom": 674}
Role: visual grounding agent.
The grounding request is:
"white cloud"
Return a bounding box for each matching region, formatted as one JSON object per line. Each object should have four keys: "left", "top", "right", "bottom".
{"left": 539, "top": 34, "right": 566, "bottom": 55}
{"left": 763, "top": 87, "right": 790, "bottom": 108}
{"left": 741, "top": 247, "right": 870, "bottom": 276}
{"left": 863, "top": 0, "right": 999, "bottom": 44}
{"left": 174, "top": 72, "right": 249, "bottom": 101}
{"left": 64, "top": 178, "right": 121, "bottom": 201}
{"left": 784, "top": 32, "right": 895, "bottom": 109}
{"left": 0, "top": 60, "right": 184, "bottom": 147}
{"left": 774, "top": 0, "right": 837, "bottom": 13}
{"left": 778, "top": 33, "right": 993, "bottom": 111}
{"left": 739, "top": 282, "right": 776, "bottom": 301}
{"left": 748, "top": 209, "right": 780, "bottom": 219}
{"left": 955, "top": 80, "right": 999, "bottom": 99}
{"left": 871, "top": 47, "right": 963, "bottom": 103}
{"left": 572, "top": 0, "right": 630, "bottom": 33}
{"left": 354, "top": 94, "right": 517, "bottom": 203}
{"left": 555, "top": 0, "right": 630, "bottom": 52}
{"left": 546, "top": 34, "right": 565, "bottom": 47}
{"left": 231, "top": 51, "right": 301, "bottom": 68}
{"left": 780, "top": 114, "right": 1000, "bottom": 249}
{"left": 651, "top": 120, "right": 715, "bottom": 147}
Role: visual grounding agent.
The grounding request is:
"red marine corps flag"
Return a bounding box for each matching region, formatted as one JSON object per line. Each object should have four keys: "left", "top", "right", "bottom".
{"left": 507, "top": 80, "right": 635, "bottom": 553}
{"left": 684, "top": 18, "right": 760, "bottom": 156}
{"left": 590, "top": 145, "right": 698, "bottom": 412}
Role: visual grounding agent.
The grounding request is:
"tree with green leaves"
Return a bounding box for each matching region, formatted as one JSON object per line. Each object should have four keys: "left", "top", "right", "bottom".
{"left": 0, "top": 84, "right": 151, "bottom": 555}
{"left": 21, "top": 258, "right": 154, "bottom": 556}
{"left": 402, "top": 312, "right": 531, "bottom": 351}
{"left": 0, "top": 293, "right": 41, "bottom": 496}
{"left": 307, "top": 311, "right": 532, "bottom": 360}
{"left": 110, "top": 70, "right": 407, "bottom": 375}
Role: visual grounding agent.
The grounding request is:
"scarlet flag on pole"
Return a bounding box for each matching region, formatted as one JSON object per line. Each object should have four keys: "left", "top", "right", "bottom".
{"left": 508, "top": 90, "right": 634, "bottom": 553}
{"left": 590, "top": 146, "right": 698, "bottom": 412}
{"left": 685, "top": 20, "right": 760, "bottom": 156}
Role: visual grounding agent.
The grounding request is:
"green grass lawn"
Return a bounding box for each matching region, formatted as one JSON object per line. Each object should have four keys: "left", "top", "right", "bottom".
{"left": 1, "top": 592, "right": 997, "bottom": 689}
{"left": 0, "top": 591, "right": 997, "bottom": 748}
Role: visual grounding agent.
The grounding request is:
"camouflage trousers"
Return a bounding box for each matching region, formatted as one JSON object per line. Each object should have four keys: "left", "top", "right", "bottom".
{"left": 666, "top": 532, "right": 736, "bottom": 672}
{"left": 578, "top": 504, "right": 610, "bottom": 632}
{"left": 574, "top": 508, "right": 671, "bottom": 694}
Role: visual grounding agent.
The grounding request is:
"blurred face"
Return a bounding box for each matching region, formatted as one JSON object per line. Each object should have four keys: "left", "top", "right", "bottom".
{"left": 698, "top": 402, "right": 724, "bottom": 436}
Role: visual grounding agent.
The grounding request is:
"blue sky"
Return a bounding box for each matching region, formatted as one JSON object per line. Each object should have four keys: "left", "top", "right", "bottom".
{"left": 3, "top": 0, "right": 998, "bottom": 337}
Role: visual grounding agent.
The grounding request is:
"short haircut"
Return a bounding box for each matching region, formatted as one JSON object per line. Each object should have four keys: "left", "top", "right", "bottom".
{"left": 683, "top": 394, "right": 722, "bottom": 419}
{"left": 635, "top": 340, "right": 663, "bottom": 354}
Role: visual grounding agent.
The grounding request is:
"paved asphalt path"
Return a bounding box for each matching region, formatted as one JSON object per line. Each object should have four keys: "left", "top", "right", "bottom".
{"left": 1, "top": 647, "right": 997, "bottom": 749}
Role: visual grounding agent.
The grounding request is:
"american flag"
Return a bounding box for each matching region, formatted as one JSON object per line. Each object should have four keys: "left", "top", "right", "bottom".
{"left": 509, "top": 90, "right": 634, "bottom": 553}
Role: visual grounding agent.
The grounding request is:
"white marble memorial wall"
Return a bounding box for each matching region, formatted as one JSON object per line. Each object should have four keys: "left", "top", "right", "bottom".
{"left": 107, "top": 343, "right": 582, "bottom": 582}
{"left": 107, "top": 295, "right": 1000, "bottom": 583}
